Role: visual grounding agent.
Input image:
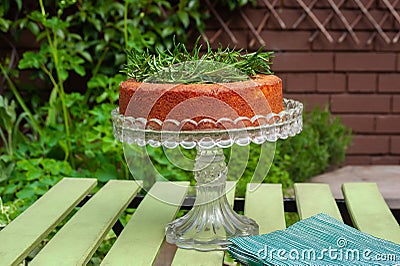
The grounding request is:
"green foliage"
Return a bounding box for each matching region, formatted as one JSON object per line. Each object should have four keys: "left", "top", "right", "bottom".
{"left": 0, "top": 0, "right": 211, "bottom": 218}
{"left": 276, "top": 106, "right": 352, "bottom": 182}
{"left": 125, "top": 41, "right": 274, "bottom": 83}
{"left": 0, "top": 196, "right": 19, "bottom": 229}
{"left": 0, "top": 82, "right": 128, "bottom": 217}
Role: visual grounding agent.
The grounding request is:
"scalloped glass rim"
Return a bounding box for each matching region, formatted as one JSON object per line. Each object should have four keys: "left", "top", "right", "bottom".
{"left": 112, "top": 98, "right": 303, "bottom": 149}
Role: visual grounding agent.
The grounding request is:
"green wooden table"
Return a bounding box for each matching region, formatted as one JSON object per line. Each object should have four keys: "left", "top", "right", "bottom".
{"left": 0, "top": 178, "right": 399, "bottom": 266}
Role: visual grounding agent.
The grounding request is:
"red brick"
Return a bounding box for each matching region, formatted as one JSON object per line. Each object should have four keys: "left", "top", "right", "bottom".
{"left": 391, "top": 136, "right": 400, "bottom": 154}
{"left": 316, "top": 73, "right": 346, "bottom": 92}
{"left": 371, "top": 156, "right": 400, "bottom": 165}
{"left": 203, "top": 30, "right": 249, "bottom": 49}
{"left": 331, "top": 94, "right": 391, "bottom": 113}
{"left": 347, "top": 135, "right": 390, "bottom": 155}
{"left": 312, "top": 32, "right": 372, "bottom": 51}
{"left": 393, "top": 95, "right": 400, "bottom": 113}
{"left": 348, "top": 74, "right": 377, "bottom": 92}
{"left": 279, "top": 73, "right": 289, "bottom": 87}
{"left": 285, "top": 73, "right": 316, "bottom": 92}
{"left": 378, "top": 74, "right": 400, "bottom": 92}
{"left": 375, "top": 35, "right": 400, "bottom": 52}
{"left": 344, "top": 155, "right": 371, "bottom": 165}
{"left": 260, "top": 31, "right": 311, "bottom": 51}
{"left": 335, "top": 53, "right": 396, "bottom": 71}
{"left": 284, "top": 93, "right": 329, "bottom": 111}
{"left": 273, "top": 52, "right": 334, "bottom": 72}
{"left": 338, "top": 115, "right": 375, "bottom": 133}
{"left": 398, "top": 53, "right": 400, "bottom": 71}
{"left": 376, "top": 116, "right": 400, "bottom": 133}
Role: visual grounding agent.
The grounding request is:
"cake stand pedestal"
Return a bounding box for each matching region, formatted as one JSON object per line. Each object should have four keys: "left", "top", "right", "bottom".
{"left": 112, "top": 98, "right": 303, "bottom": 251}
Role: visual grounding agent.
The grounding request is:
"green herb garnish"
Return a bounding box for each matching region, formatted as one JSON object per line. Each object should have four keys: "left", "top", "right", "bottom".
{"left": 124, "top": 39, "right": 274, "bottom": 84}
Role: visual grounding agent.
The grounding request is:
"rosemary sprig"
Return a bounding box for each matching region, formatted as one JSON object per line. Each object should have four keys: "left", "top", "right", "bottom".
{"left": 123, "top": 40, "right": 274, "bottom": 83}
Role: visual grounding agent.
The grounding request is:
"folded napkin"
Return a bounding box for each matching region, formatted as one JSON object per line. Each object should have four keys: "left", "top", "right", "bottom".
{"left": 228, "top": 213, "right": 400, "bottom": 266}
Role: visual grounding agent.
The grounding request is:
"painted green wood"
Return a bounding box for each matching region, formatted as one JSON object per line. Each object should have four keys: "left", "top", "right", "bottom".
{"left": 294, "top": 183, "right": 342, "bottom": 222}
{"left": 342, "top": 182, "right": 400, "bottom": 244}
{"left": 101, "top": 181, "right": 189, "bottom": 266}
{"left": 245, "top": 183, "right": 286, "bottom": 234}
{"left": 0, "top": 178, "right": 97, "bottom": 266}
{"left": 30, "top": 180, "right": 141, "bottom": 266}
{"left": 172, "top": 250, "right": 224, "bottom": 266}
{"left": 171, "top": 181, "right": 237, "bottom": 266}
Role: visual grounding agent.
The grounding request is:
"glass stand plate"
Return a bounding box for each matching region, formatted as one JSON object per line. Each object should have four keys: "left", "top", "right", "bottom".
{"left": 112, "top": 98, "right": 303, "bottom": 250}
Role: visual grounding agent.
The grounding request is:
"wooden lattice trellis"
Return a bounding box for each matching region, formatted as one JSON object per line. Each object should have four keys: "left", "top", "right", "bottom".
{"left": 202, "top": 0, "right": 400, "bottom": 47}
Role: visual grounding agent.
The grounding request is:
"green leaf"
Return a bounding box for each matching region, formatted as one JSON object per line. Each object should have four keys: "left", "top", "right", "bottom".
{"left": 4, "top": 184, "right": 18, "bottom": 195}
{"left": 95, "top": 92, "right": 108, "bottom": 103}
{"left": 88, "top": 75, "right": 108, "bottom": 89}
{"left": 96, "top": 163, "right": 118, "bottom": 182}
{"left": 0, "top": 95, "right": 16, "bottom": 131}
{"left": 0, "top": 18, "right": 11, "bottom": 32}
{"left": 40, "top": 176, "right": 60, "bottom": 186}
{"left": 104, "top": 28, "right": 115, "bottom": 43}
{"left": 18, "top": 51, "right": 45, "bottom": 69}
{"left": 84, "top": 150, "right": 96, "bottom": 158}
{"left": 36, "top": 31, "right": 48, "bottom": 41}
{"left": 58, "top": 68, "right": 69, "bottom": 81}
{"left": 177, "top": 11, "right": 190, "bottom": 28}
{"left": 15, "top": 0, "right": 22, "bottom": 11}
{"left": 161, "top": 26, "right": 175, "bottom": 38}
{"left": 31, "top": 181, "right": 48, "bottom": 195}
{"left": 0, "top": 155, "right": 11, "bottom": 163}
{"left": 147, "top": 5, "right": 162, "bottom": 16}
{"left": 74, "top": 64, "right": 86, "bottom": 76}
{"left": 27, "top": 21, "right": 40, "bottom": 35}
{"left": 26, "top": 167, "right": 42, "bottom": 181}
{"left": 79, "top": 51, "right": 92, "bottom": 63}
{"left": 16, "top": 187, "right": 35, "bottom": 199}
{"left": 0, "top": 161, "right": 14, "bottom": 182}
{"left": 88, "top": 16, "right": 101, "bottom": 31}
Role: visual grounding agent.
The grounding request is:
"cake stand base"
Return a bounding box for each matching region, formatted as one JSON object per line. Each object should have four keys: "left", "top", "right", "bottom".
{"left": 165, "top": 146, "right": 259, "bottom": 251}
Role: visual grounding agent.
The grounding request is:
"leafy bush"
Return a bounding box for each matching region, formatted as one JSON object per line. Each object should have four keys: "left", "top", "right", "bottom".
{"left": 275, "top": 106, "right": 352, "bottom": 182}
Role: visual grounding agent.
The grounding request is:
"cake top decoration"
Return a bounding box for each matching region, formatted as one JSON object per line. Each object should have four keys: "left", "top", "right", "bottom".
{"left": 123, "top": 39, "right": 274, "bottom": 84}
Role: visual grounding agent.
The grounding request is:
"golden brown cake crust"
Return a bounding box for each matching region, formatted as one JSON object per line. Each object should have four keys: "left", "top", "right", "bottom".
{"left": 119, "top": 74, "right": 283, "bottom": 130}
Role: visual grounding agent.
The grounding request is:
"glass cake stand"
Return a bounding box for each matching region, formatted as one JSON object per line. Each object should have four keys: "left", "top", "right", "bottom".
{"left": 112, "top": 98, "right": 303, "bottom": 251}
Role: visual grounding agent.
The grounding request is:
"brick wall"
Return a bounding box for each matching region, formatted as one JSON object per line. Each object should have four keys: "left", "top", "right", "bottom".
{"left": 200, "top": 0, "right": 400, "bottom": 165}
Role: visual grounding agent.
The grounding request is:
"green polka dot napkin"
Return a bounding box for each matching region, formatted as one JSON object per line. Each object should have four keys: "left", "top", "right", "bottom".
{"left": 228, "top": 213, "right": 400, "bottom": 266}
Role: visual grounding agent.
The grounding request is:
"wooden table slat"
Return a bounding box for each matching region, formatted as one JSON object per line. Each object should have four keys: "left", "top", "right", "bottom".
{"left": 245, "top": 183, "right": 286, "bottom": 234}
{"left": 0, "top": 178, "right": 97, "bottom": 266}
{"left": 342, "top": 182, "right": 400, "bottom": 244}
{"left": 101, "top": 181, "right": 189, "bottom": 266}
{"left": 171, "top": 181, "right": 236, "bottom": 266}
{"left": 294, "top": 183, "right": 343, "bottom": 222}
{"left": 172, "top": 249, "right": 224, "bottom": 266}
{"left": 30, "top": 180, "right": 141, "bottom": 266}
